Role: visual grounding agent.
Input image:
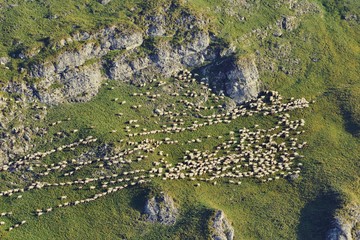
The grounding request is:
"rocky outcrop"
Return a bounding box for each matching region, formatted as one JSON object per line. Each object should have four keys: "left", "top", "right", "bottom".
{"left": 327, "top": 218, "right": 354, "bottom": 240}
{"left": 25, "top": 3, "right": 260, "bottom": 105}
{"left": 28, "top": 26, "right": 144, "bottom": 104}
{"left": 197, "top": 55, "right": 260, "bottom": 103}
{"left": 209, "top": 210, "right": 234, "bottom": 240}
{"left": 106, "top": 30, "right": 214, "bottom": 83}
{"left": 143, "top": 192, "right": 178, "bottom": 225}
{"left": 33, "top": 63, "right": 103, "bottom": 104}
{"left": 327, "top": 205, "right": 360, "bottom": 240}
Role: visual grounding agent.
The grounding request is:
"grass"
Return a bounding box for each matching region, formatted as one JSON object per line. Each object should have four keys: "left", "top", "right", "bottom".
{"left": 0, "top": 75, "right": 313, "bottom": 240}
{"left": 0, "top": 0, "right": 360, "bottom": 239}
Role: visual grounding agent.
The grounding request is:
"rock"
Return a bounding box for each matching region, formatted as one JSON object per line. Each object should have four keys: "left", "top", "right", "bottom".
{"left": 198, "top": 55, "right": 260, "bottom": 104}
{"left": 210, "top": 210, "right": 234, "bottom": 240}
{"left": 25, "top": 5, "right": 258, "bottom": 105}
{"left": 146, "top": 15, "right": 166, "bottom": 37}
{"left": 35, "top": 63, "right": 103, "bottom": 104}
{"left": 281, "top": 16, "right": 298, "bottom": 31}
{"left": 98, "top": 0, "right": 111, "bottom": 4}
{"left": 288, "top": 173, "right": 300, "bottom": 181}
{"left": 0, "top": 57, "right": 9, "bottom": 65}
{"left": 225, "top": 55, "right": 260, "bottom": 103}
{"left": 29, "top": 26, "right": 143, "bottom": 104}
{"left": 327, "top": 205, "right": 360, "bottom": 240}
{"left": 144, "top": 192, "right": 178, "bottom": 225}
{"left": 106, "top": 29, "right": 215, "bottom": 84}
{"left": 327, "top": 218, "right": 353, "bottom": 240}
{"left": 273, "top": 29, "right": 283, "bottom": 37}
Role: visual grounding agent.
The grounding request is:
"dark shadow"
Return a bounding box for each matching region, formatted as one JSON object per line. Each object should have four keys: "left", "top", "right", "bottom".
{"left": 339, "top": 105, "right": 360, "bottom": 137}
{"left": 170, "top": 205, "right": 214, "bottom": 240}
{"left": 333, "top": 90, "right": 360, "bottom": 137}
{"left": 129, "top": 182, "right": 164, "bottom": 213}
{"left": 129, "top": 187, "right": 151, "bottom": 213}
{"left": 297, "top": 191, "right": 343, "bottom": 240}
{"left": 192, "top": 55, "right": 237, "bottom": 97}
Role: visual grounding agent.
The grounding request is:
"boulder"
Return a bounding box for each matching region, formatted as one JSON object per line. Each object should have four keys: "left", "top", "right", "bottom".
{"left": 0, "top": 57, "right": 9, "bottom": 65}
{"left": 210, "top": 210, "right": 234, "bottom": 240}
{"left": 281, "top": 16, "right": 298, "bottom": 31}
{"left": 225, "top": 55, "right": 260, "bottom": 103}
{"left": 327, "top": 205, "right": 360, "bottom": 240}
{"left": 98, "top": 0, "right": 111, "bottom": 4}
{"left": 198, "top": 55, "right": 261, "bottom": 104}
{"left": 144, "top": 192, "right": 178, "bottom": 225}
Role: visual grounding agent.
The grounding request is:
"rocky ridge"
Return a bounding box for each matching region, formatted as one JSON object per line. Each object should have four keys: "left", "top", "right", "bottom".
{"left": 24, "top": 4, "right": 260, "bottom": 105}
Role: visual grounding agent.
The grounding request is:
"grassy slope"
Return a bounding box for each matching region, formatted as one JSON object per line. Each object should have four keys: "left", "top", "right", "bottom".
{"left": 0, "top": 0, "right": 360, "bottom": 239}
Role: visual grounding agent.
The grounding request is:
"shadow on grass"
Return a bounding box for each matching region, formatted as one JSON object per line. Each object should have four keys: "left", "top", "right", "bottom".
{"left": 297, "top": 191, "right": 343, "bottom": 240}
{"left": 129, "top": 187, "right": 150, "bottom": 214}
{"left": 162, "top": 205, "right": 214, "bottom": 240}
{"left": 339, "top": 106, "right": 360, "bottom": 137}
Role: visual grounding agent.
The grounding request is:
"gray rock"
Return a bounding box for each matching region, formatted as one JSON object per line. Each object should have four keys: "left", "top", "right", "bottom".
{"left": 40, "top": 63, "right": 103, "bottom": 104}
{"left": 107, "top": 30, "right": 212, "bottom": 83}
{"left": 0, "top": 57, "right": 9, "bottom": 65}
{"left": 28, "top": 26, "right": 143, "bottom": 104}
{"left": 98, "top": 0, "right": 111, "bottom": 4}
{"left": 146, "top": 15, "right": 167, "bottom": 37}
{"left": 327, "top": 218, "right": 353, "bottom": 240}
{"left": 25, "top": 7, "right": 259, "bottom": 105}
{"left": 144, "top": 192, "right": 178, "bottom": 225}
{"left": 288, "top": 173, "right": 300, "bottom": 181}
{"left": 198, "top": 55, "right": 260, "bottom": 104}
{"left": 281, "top": 16, "right": 298, "bottom": 31}
{"left": 327, "top": 205, "right": 360, "bottom": 240}
{"left": 210, "top": 210, "right": 234, "bottom": 240}
{"left": 225, "top": 56, "right": 260, "bottom": 103}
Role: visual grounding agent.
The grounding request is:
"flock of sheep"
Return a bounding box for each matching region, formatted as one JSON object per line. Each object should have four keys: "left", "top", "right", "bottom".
{"left": 0, "top": 69, "right": 310, "bottom": 232}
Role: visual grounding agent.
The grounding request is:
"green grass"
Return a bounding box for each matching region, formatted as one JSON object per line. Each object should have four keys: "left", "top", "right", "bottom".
{"left": 0, "top": 0, "right": 360, "bottom": 239}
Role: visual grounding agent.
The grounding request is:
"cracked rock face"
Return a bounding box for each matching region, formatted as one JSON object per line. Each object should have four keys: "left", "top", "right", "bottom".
{"left": 35, "top": 63, "right": 103, "bottom": 104}
{"left": 199, "top": 55, "right": 260, "bottom": 104}
{"left": 144, "top": 192, "right": 178, "bottom": 225}
{"left": 210, "top": 210, "right": 234, "bottom": 240}
{"left": 225, "top": 56, "right": 260, "bottom": 103}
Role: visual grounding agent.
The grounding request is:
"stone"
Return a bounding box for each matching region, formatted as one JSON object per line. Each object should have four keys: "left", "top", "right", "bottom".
{"left": 198, "top": 55, "right": 260, "bottom": 104}
{"left": 98, "top": 0, "right": 111, "bottom": 4}
{"left": 21, "top": 5, "right": 258, "bottom": 105}
{"left": 35, "top": 63, "right": 103, "bottom": 104}
{"left": 0, "top": 57, "right": 9, "bottom": 65}
{"left": 327, "top": 218, "right": 353, "bottom": 240}
{"left": 144, "top": 192, "right": 178, "bottom": 225}
{"left": 210, "top": 210, "right": 234, "bottom": 240}
{"left": 288, "top": 173, "right": 300, "bottom": 181}
{"left": 281, "top": 16, "right": 298, "bottom": 31}
{"left": 327, "top": 205, "right": 360, "bottom": 240}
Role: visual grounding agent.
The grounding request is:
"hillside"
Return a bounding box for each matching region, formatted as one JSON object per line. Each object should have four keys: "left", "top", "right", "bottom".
{"left": 0, "top": 0, "right": 359, "bottom": 239}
